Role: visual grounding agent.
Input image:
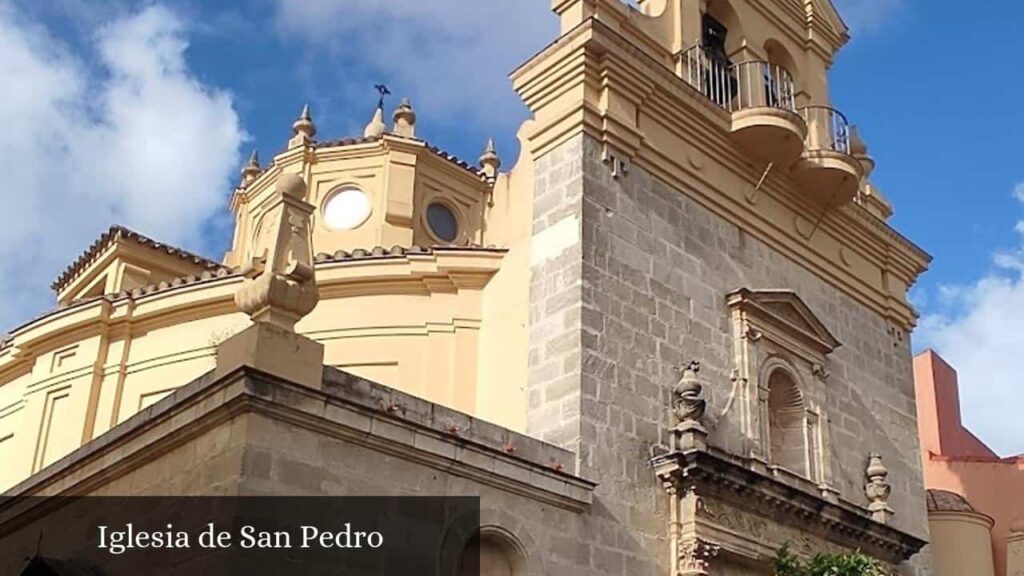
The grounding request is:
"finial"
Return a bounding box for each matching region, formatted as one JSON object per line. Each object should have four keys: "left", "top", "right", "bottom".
{"left": 288, "top": 104, "right": 316, "bottom": 148}
{"left": 234, "top": 173, "right": 319, "bottom": 331}
{"left": 864, "top": 453, "right": 894, "bottom": 524}
{"left": 392, "top": 98, "right": 416, "bottom": 138}
{"left": 673, "top": 361, "right": 705, "bottom": 422}
{"left": 292, "top": 103, "right": 315, "bottom": 136}
{"left": 364, "top": 107, "right": 387, "bottom": 139}
{"left": 671, "top": 360, "right": 708, "bottom": 451}
{"left": 478, "top": 138, "right": 502, "bottom": 178}
{"left": 240, "top": 149, "right": 261, "bottom": 187}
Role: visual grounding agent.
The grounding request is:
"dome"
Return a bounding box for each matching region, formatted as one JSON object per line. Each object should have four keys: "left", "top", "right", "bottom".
{"left": 926, "top": 489, "right": 978, "bottom": 513}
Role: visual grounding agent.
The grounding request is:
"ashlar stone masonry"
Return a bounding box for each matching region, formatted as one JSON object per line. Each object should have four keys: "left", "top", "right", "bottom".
{"left": 528, "top": 134, "right": 931, "bottom": 576}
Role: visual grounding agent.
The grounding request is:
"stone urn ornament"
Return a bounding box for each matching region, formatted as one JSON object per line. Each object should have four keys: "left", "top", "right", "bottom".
{"left": 864, "top": 453, "right": 894, "bottom": 524}
{"left": 671, "top": 361, "right": 708, "bottom": 451}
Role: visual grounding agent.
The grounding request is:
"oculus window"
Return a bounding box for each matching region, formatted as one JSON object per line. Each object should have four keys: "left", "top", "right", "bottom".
{"left": 323, "top": 186, "right": 372, "bottom": 231}
{"left": 426, "top": 202, "right": 459, "bottom": 243}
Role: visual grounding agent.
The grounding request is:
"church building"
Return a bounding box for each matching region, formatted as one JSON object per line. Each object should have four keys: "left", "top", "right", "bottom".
{"left": 0, "top": 1, "right": 935, "bottom": 574}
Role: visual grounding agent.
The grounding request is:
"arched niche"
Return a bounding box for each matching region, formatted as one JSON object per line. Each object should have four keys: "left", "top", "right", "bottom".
{"left": 456, "top": 526, "right": 528, "bottom": 576}
{"left": 766, "top": 367, "right": 808, "bottom": 476}
{"left": 764, "top": 38, "right": 804, "bottom": 104}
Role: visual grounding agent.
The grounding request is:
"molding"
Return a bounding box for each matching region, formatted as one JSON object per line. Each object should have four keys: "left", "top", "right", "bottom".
{"left": 513, "top": 19, "right": 929, "bottom": 330}
{"left": 651, "top": 449, "right": 927, "bottom": 565}
{"left": 727, "top": 289, "right": 840, "bottom": 363}
{"left": 0, "top": 250, "right": 505, "bottom": 381}
{"left": 927, "top": 510, "right": 995, "bottom": 530}
{"left": 3, "top": 367, "right": 595, "bottom": 513}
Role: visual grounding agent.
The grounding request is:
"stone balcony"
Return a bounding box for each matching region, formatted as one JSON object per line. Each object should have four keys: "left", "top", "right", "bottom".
{"left": 791, "top": 105, "right": 864, "bottom": 206}
{"left": 679, "top": 46, "right": 807, "bottom": 166}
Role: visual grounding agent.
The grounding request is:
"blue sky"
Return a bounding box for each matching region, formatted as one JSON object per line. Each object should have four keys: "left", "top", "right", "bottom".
{"left": 2, "top": 0, "right": 1023, "bottom": 454}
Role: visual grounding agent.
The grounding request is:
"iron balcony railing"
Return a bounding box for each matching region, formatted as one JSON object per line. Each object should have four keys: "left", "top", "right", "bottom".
{"left": 679, "top": 45, "right": 797, "bottom": 113}
{"left": 799, "top": 106, "right": 851, "bottom": 155}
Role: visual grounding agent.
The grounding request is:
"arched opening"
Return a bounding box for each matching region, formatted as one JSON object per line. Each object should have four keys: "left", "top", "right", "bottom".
{"left": 764, "top": 39, "right": 802, "bottom": 107}
{"left": 767, "top": 369, "right": 808, "bottom": 476}
{"left": 704, "top": 0, "right": 743, "bottom": 57}
{"left": 764, "top": 39, "right": 799, "bottom": 85}
{"left": 457, "top": 529, "right": 526, "bottom": 576}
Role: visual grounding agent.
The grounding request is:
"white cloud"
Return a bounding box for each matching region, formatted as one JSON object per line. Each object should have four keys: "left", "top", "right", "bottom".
{"left": 272, "top": 0, "right": 898, "bottom": 144}
{"left": 273, "top": 0, "right": 556, "bottom": 139}
{"left": 916, "top": 185, "right": 1024, "bottom": 457}
{"left": 0, "top": 3, "right": 244, "bottom": 331}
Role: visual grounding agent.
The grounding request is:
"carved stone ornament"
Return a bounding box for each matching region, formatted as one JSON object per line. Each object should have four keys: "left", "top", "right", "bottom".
{"left": 234, "top": 173, "right": 319, "bottom": 331}
{"left": 679, "top": 538, "right": 720, "bottom": 576}
{"left": 673, "top": 361, "right": 706, "bottom": 423}
{"left": 671, "top": 361, "right": 709, "bottom": 451}
{"left": 650, "top": 450, "right": 927, "bottom": 568}
{"left": 865, "top": 453, "right": 894, "bottom": 524}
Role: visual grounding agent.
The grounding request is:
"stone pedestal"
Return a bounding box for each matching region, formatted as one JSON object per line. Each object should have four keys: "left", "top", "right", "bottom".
{"left": 674, "top": 421, "right": 708, "bottom": 452}
{"left": 215, "top": 323, "right": 324, "bottom": 390}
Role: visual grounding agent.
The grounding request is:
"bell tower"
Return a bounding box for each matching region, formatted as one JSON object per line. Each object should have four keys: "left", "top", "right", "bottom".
{"left": 516, "top": 0, "right": 931, "bottom": 574}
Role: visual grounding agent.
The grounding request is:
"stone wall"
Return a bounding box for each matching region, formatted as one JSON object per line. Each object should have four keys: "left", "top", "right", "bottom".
{"left": 528, "top": 134, "right": 932, "bottom": 574}
{"left": 1, "top": 366, "right": 603, "bottom": 576}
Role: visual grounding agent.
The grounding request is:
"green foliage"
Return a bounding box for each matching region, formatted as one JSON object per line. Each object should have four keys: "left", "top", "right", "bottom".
{"left": 773, "top": 543, "right": 892, "bottom": 576}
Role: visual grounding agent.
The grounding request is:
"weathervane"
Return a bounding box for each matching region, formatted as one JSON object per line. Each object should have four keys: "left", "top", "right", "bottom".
{"left": 374, "top": 84, "right": 391, "bottom": 110}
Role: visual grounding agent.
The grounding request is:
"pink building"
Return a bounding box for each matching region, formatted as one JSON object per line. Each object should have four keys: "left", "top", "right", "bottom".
{"left": 914, "top": 350, "right": 1024, "bottom": 576}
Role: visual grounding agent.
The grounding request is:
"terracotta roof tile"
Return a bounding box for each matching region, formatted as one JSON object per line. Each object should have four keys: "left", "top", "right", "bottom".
{"left": 314, "top": 245, "right": 506, "bottom": 263}
{"left": 51, "top": 225, "right": 223, "bottom": 293}
{"left": 3, "top": 245, "right": 506, "bottom": 351}
{"left": 312, "top": 135, "right": 380, "bottom": 149}
{"left": 926, "top": 489, "right": 977, "bottom": 513}
{"left": 312, "top": 134, "right": 487, "bottom": 180}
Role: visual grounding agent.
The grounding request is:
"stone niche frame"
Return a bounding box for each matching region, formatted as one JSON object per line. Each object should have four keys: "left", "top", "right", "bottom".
{"left": 726, "top": 288, "right": 841, "bottom": 498}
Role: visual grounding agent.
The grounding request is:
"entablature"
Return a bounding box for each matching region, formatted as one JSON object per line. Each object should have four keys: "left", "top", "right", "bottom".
{"left": 513, "top": 19, "right": 930, "bottom": 330}
{"left": 651, "top": 449, "right": 927, "bottom": 568}
{"left": 0, "top": 247, "right": 506, "bottom": 385}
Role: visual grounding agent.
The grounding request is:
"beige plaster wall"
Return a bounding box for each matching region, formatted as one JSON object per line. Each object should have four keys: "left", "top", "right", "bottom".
{"left": 477, "top": 124, "right": 538, "bottom": 433}
{"left": 925, "top": 458, "right": 1024, "bottom": 576}
{"left": 929, "top": 512, "right": 996, "bottom": 576}
{"left": 0, "top": 243, "right": 526, "bottom": 492}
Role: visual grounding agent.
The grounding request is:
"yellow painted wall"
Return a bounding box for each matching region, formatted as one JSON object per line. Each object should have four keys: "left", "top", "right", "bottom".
{"left": 0, "top": 243, "right": 522, "bottom": 492}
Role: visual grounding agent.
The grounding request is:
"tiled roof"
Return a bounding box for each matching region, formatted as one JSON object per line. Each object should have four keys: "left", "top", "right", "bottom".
{"left": 312, "top": 135, "right": 379, "bottom": 149}
{"left": 0, "top": 267, "right": 239, "bottom": 350}
{"left": 51, "top": 225, "right": 223, "bottom": 293}
{"left": 926, "top": 489, "right": 977, "bottom": 513}
{"left": 313, "top": 244, "right": 505, "bottom": 264}
{"left": 313, "top": 134, "right": 487, "bottom": 180}
{"left": 2, "top": 245, "right": 506, "bottom": 353}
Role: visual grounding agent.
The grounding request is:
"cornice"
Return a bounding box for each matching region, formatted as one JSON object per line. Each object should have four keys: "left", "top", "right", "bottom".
{"left": 0, "top": 248, "right": 507, "bottom": 382}
{"left": 2, "top": 366, "right": 595, "bottom": 512}
{"left": 51, "top": 226, "right": 222, "bottom": 296}
{"left": 927, "top": 510, "right": 995, "bottom": 530}
{"left": 514, "top": 19, "right": 929, "bottom": 328}
{"left": 651, "top": 449, "right": 927, "bottom": 564}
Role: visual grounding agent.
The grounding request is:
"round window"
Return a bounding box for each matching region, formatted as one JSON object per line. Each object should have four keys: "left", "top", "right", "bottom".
{"left": 323, "top": 186, "right": 371, "bottom": 231}
{"left": 426, "top": 202, "right": 459, "bottom": 243}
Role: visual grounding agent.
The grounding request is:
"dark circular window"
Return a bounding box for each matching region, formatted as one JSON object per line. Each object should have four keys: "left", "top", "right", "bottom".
{"left": 426, "top": 202, "right": 459, "bottom": 243}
